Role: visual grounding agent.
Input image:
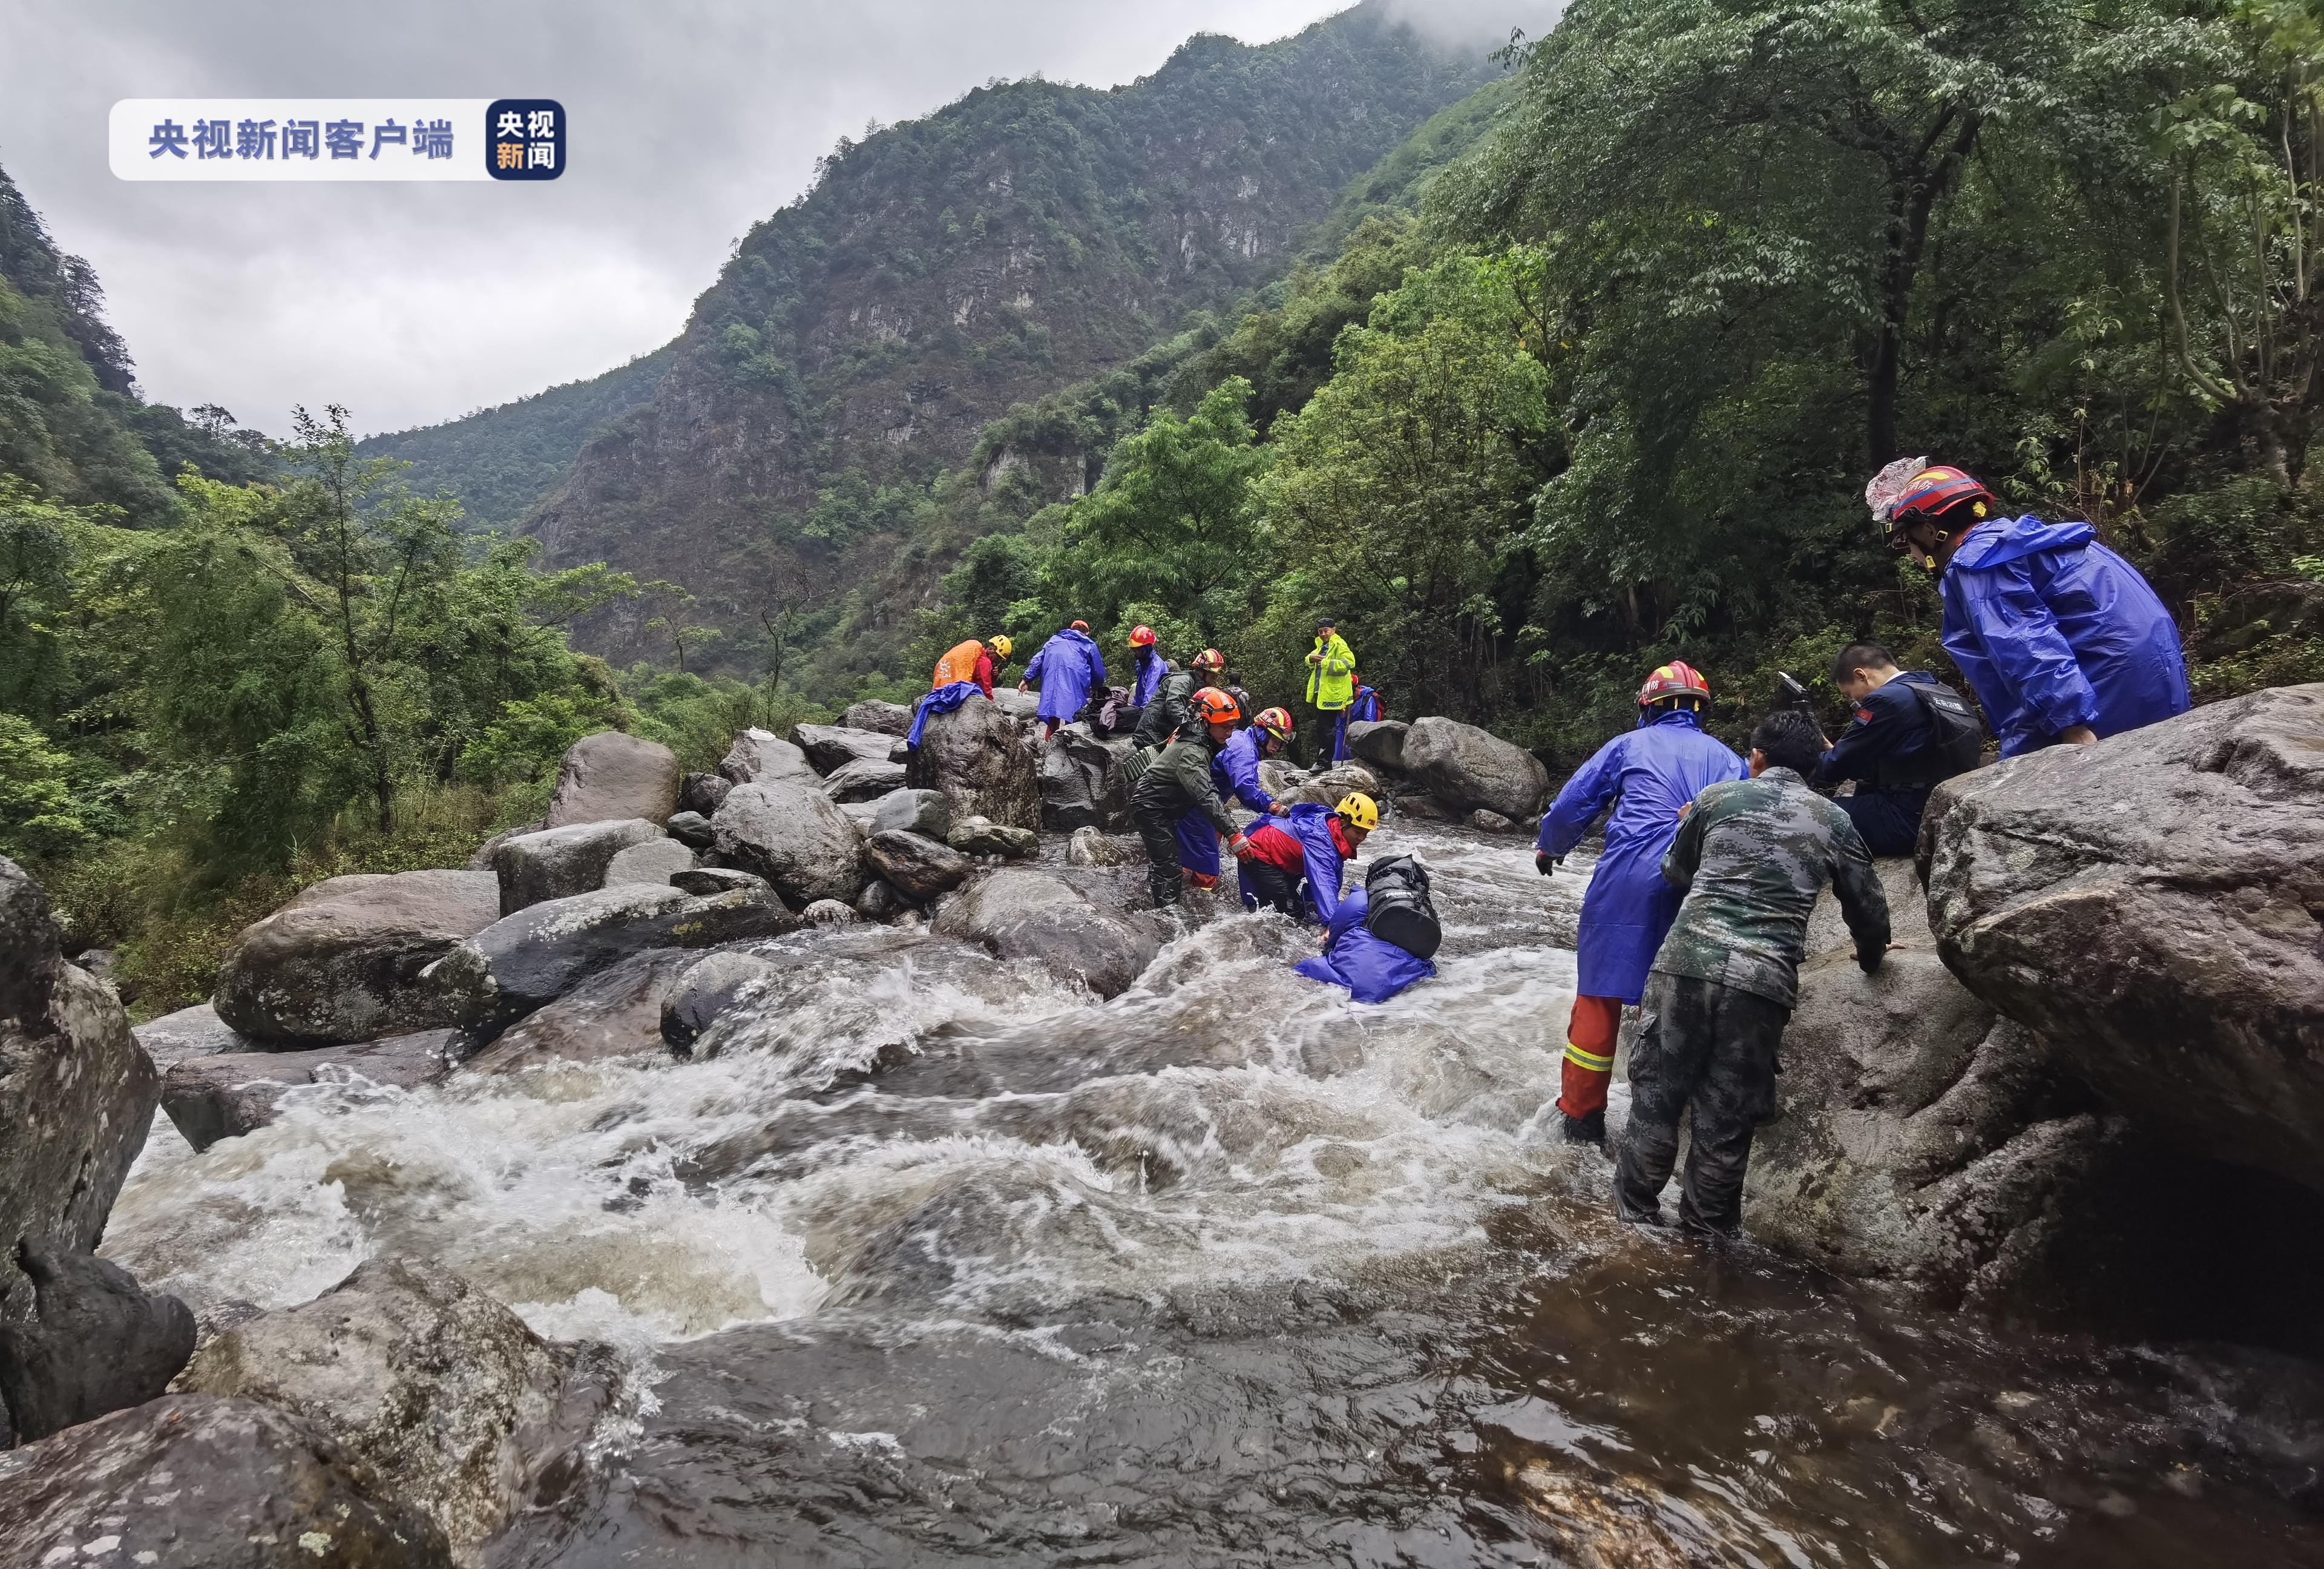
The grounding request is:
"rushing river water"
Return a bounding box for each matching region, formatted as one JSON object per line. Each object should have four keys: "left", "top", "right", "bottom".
{"left": 103, "top": 821, "right": 2324, "bottom": 1566}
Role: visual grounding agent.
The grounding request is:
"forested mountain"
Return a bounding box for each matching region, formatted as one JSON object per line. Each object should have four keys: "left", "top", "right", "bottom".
{"left": 524, "top": 3, "right": 1499, "bottom": 665}
{"left": 353, "top": 344, "right": 674, "bottom": 536}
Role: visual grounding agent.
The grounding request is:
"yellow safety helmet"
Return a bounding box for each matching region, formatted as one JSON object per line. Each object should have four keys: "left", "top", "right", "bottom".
{"left": 1334, "top": 792, "right": 1380, "bottom": 832}
{"left": 988, "top": 634, "right": 1014, "bottom": 661}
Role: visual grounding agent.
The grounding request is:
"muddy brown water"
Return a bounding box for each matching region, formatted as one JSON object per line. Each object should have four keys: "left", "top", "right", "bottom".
{"left": 105, "top": 822, "right": 2324, "bottom": 1565}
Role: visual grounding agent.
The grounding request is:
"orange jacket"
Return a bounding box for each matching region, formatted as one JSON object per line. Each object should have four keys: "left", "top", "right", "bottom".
{"left": 932, "top": 639, "right": 995, "bottom": 698}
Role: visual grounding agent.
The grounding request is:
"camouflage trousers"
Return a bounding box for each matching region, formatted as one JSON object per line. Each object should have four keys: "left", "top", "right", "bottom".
{"left": 1612, "top": 971, "right": 1791, "bottom": 1235}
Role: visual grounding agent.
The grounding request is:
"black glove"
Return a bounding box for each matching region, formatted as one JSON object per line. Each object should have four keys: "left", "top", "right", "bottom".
{"left": 1535, "top": 850, "right": 1559, "bottom": 878}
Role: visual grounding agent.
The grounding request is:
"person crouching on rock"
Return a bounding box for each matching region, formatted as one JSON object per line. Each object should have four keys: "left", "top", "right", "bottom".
{"left": 1534, "top": 662, "right": 1747, "bottom": 1150}
{"left": 1613, "top": 709, "right": 1892, "bottom": 1235}
{"left": 931, "top": 633, "right": 1014, "bottom": 699}
{"left": 1808, "top": 642, "right": 1984, "bottom": 857}
{"left": 1242, "top": 789, "right": 1368, "bottom": 922}
{"left": 1019, "top": 619, "right": 1108, "bottom": 740}
{"left": 1130, "top": 686, "right": 1252, "bottom": 907}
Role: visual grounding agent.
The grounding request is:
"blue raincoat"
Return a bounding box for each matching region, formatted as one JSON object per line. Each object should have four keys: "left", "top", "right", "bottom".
{"left": 1237, "top": 803, "right": 1348, "bottom": 923}
{"left": 906, "top": 682, "right": 980, "bottom": 749}
{"left": 1331, "top": 685, "right": 1382, "bottom": 763}
{"left": 1940, "top": 516, "right": 2190, "bottom": 757}
{"left": 1177, "top": 729, "right": 1276, "bottom": 878}
{"left": 1022, "top": 628, "right": 1109, "bottom": 727}
{"left": 1130, "top": 647, "right": 1167, "bottom": 708}
{"left": 1297, "top": 889, "right": 1436, "bottom": 1003}
{"left": 1536, "top": 709, "right": 1747, "bottom": 1004}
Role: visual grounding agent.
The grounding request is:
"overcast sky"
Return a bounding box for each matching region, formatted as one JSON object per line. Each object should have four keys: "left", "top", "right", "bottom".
{"left": 1, "top": 0, "right": 1556, "bottom": 440}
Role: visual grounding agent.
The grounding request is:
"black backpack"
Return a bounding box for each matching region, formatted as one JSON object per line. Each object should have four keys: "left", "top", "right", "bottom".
{"left": 1894, "top": 679, "right": 1983, "bottom": 788}
{"left": 1364, "top": 855, "right": 1442, "bottom": 961}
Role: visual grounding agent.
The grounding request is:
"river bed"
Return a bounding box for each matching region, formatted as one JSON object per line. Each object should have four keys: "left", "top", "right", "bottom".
{"left": 103, "top": 821, "right": 2324, "bottom": 1565}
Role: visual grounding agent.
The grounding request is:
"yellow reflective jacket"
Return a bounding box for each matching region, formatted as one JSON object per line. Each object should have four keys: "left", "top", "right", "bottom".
{"left": 1304, "top": 632, "right": 1356, "bottom": 710}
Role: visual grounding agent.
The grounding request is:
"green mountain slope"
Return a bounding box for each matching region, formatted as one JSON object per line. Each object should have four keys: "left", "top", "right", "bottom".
{"left": 355, "top": 343, "right": 674, "bottom": 535}
{"left": 525, "top": 2, "right": 1498, "bottom": 665}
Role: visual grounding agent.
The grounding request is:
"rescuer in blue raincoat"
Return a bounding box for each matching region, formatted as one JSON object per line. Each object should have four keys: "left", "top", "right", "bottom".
{"left": 1297, "top": 887, "right": 1436, "bottom": 1003}
{"left": 1533, "top": 662, "right": 1748, "bottom": 1146}
{"left": 1177, "top": 704, "right": 1290, "bottom": 887}
{"left": 1020, "top": 620, "right": 1109, "bottom": 738}
{"left": 1127, "top": 625, "right": 1167, "bottom": 708}
{"left": 1240, "top": 794, "right": 1363, "bottom": 921}
{"left": 1868, "top": 461, "right": 2190, "bottom": 757}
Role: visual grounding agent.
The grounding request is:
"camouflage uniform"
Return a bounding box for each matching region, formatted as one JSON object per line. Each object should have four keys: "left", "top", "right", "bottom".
{"left": 1131, "top": 734, "right": 1239, "bottom": 906}
{"left": 1614, "top": 766, "right": 1889, "bottom": 1233}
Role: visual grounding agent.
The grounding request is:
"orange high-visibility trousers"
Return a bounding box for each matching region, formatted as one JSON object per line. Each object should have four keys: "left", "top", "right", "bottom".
{"left": 1557, "top": 994, "right": 1623, "bottom": 1119}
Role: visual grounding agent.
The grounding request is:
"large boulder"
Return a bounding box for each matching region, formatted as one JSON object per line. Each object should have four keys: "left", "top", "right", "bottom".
{"left": 718, "top": 726, "right": 815, "bottom": 786}
{"left": 461, "top": 950, "right": 695, "bottom": 1074}
{"left": 424, "top": 884, "right": 801, "bottom": 1032}
{"left": 870, "top": 786, "right": 951, "bottom": 841}
{"left": 932, "top": 869, "right": 1159, "bottom": 999}
{"left": 661, "top": 952, "right": 781, "bottom": 1057}
{"left": 164, "top": 1030, "right": 458, "bottom": 1151}
{"left": 181, "top": 1258, "right": 618, "bottom": 1558}
{"left": 793, "top": 723, "right": 899, "bottom": 774}
{"left": 213, "top": 869, "right": 501, "bottom": 1044}
{"left": 0, "top": 1393, "right": 455, "bottom": 1568}
{"left": 489, "top": 818, "right": 664, "bottom": 914}
{"left": 0, "top": 1245, "right": 193, "bottom": 1442}
{"left": 542, "top": 730, "right": 680, "bottom": 829}
{"left": 0, "top": 858, "right": 158, "bottom": 1333}
{"left": 1345, "top": 719, "right": 1409, "bottom": 773}
{"left": 603, "top": 835, "right": 698, "bottom": 887}
{"left": 904, "top": 694, "right": 1041, "bottom": 832}
{"left": 1040, "top": 723, "right": 1133, "bottom": 831}
{"left": 1921, "top": 685, "right": 2324, "bottom": 1189}
{"left": 711, "top": 780, "right": 868, "bottom": 906}
{"left": 864, "top": 830, "right": 974, "bottom": 904}
{"left": 821, "top": 756, "right": 909, "bottom": 802}
{"left": 1399, "top": 717, "right": 1549, "bottom": 819}
{"left": 842, "top": 698, "right": 914, "bottom": 736}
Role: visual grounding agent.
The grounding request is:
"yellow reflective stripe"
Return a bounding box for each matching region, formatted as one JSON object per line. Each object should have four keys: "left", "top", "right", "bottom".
{"left": 1563, "top": 1042, "right": 1613, "bottom": 1072}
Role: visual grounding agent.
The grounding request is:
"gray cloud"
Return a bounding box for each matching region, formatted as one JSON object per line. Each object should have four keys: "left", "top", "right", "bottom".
{"left": 1, "top": 0, "right": 1546, "bottom": 439}
{"left": 1382, "top": 0, "right": 1564, "bottom": 53}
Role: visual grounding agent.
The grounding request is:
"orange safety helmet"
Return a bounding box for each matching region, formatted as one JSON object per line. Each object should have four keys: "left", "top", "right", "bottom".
{"left": 1190, "top": 648, "right": 1226, "bottom": 673}
{"left": 1192, "top": 687, "right": 1242, "bottom": 725}
{"left": 1638, "top": 661, "right": 1710, "bottom": 709}
{"left": 1069, "top": 619, "right": 1090, "bottom": 633}
{"left": 1252, "top": 705, "right": 1294, "bottom": 743}
{"left": 1128, "top": 625, "right": 1157, "bottom": 648}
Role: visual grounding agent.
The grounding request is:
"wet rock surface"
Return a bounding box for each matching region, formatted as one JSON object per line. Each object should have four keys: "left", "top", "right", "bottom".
{"left": 0, "top": 1392, "right": 455, "bottom": 1568}
{"left": 663, "top": 808, "right": 717, "bottom": 849}
{"left": 490, "top": 818, "right": 665, "bottom": 914}
{"left": 718, "top": 726, "right": 815, "bottom": 786}
{"left": 675, "top": 771, "right": 730, "bottom": 818}
{"left": 905, "top": 693, "right": 1042, "bottom": 831}
{"left": 0, "top": 1245, "right": 192, "bottom": 1441}
{"left": 602, "top": 835, "right": 697, "bottom": 888}
{"left": 660, "top": 952, "right": 781, "bottom": 1057}
{"left": 869, "top": 785, "right": 951, "bottom": 840}
{"left": 841, "top": 698, "right": 914, "bottom": 735}
{"left": 1346, "top": 718, "right": 1408, "bottom": 772}
{"left": 948, "top": 814, "right": 1039, "bottom": 859}
{"left": 864, "top": 829, "right": 973, "bottom": 903}
{"left": 711, "top": 780, "right": 868, "bottom": 906}
{"left": 1068, "top": 825, "right": 1128, "bottom": 867}
{"left": 542, "top": 731, "right": 680, "bottom": 830}
{"left": 1922, "top": 684, "right": 2324, "bottom": 1189}
{"left": 461, "top": 951, "right": 695, "bottom": 1074}
{"left": 819, "top": 755, "right": 909, "bottom": 801}
{"left": 213, "top": 869, "right": 501, "bottom": 1044}
{"left": 931, "top": 867, "right": 1159, "bottom": 999}
{"left": 1039, "top": 722, "right": 1132, "bottom": 831}
{"left": 1399, "top": 716, "right": 1550, "bottom": 818}
{"left": 164, "top": 1030, "right": 458, "bottom": 1151}
{"left": 181, "top": 1258, "right": 618, "bottom": 1557}
{"left": 133, "top": 999, "right": 256, "bottom": 1066}
{"left": 794, "top": 723, "right": 902, "bottom": 774}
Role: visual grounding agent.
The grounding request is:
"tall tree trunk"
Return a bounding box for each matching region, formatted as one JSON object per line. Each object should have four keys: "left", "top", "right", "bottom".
{"left": 1867, "top": 113, "right": 1982, "bottom": 464}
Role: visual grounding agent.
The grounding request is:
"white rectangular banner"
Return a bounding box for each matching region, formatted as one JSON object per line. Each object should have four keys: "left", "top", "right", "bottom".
{"left": 110, "top": 99, "right": 566, "bottom": 182}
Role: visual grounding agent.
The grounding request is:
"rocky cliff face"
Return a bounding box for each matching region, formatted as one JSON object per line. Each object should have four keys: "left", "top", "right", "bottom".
{"left": 527, "top": 5, "right": 1494, "bottom": 663}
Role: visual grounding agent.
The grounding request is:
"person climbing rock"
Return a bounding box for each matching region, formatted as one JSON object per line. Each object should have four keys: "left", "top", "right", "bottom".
{"left": 1304, "top": 617, "right": 1356, "bottom": 760}
{"left": 1129, "top": 687, "right": 1250, "bottom": 907}
{"left": 1020, "top": 620, "right": 1108, "bottom": 739}
{"left": 931, "top": 634, "right": 1013, "bottom": 699}
{"left": 1613, "top": 709, "right": 1892, "bottom": 1235}
{"left": 1810, "top": 642, "right": 1984, "bottom": 857}
{"left": 1867, "top": 459, "right": 2190, "bottom": 755}
{"left": 1241, "top": 789, "right": 1370, "bottom": 921}
{"left": 1534, "top": 662, "right": 1747, "bottom": 1148}
{"left": 1132, "top": 647, "right": 1226, "bottom": 751}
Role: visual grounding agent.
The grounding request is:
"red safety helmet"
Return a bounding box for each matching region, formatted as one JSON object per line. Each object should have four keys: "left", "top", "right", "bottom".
{"left": 1190, "top": 648, "right": 1226, "bottom": 673}
{"left": 1638, "top": 660, "right": 1710, "bottom": 709}
{"left": 1252, "top": 706, "right": 1294, "bottom": 743}
{"left": 1877, "top": 462, "right": 1996, "bottom": 551}
{"left": 1128, "top": 625, "right": 1157, "bottom": 648}
{"left": 1192, "top": 688, "right": 1242, "bottom": 725}
{"left": 1069, "top": 619, "right": 1090, "bottom": 633}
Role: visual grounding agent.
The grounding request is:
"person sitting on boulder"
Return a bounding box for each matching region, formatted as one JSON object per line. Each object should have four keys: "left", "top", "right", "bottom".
{"left": 1132, "top": 647, "right": 1226, "bottom": 751}
{"left": 1020, "top": 619, "right": 1109, "bottom": 740}
{"left": 1868, "top": 459, "right": 2190, "bottom": 755}
{"left": 1613, "top": 709, "right": 1892, "bottom": 1236}
{"left": 1809, "top": 642, "right": 1984, "bottom": 857}
{"left": 1534, "top": 661, "right": 1748, "bottom": 1148}
{"left": 1130, "top": 686, "right": 1252, "bottom": 907}
{"left": 930, "top": 634, "right": 1013, "bottom": 700}
{"left": 1242, "top": 789, "right": 1369, "bottom": 922}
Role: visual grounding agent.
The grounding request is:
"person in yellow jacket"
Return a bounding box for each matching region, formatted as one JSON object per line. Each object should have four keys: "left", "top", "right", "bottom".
{"left": 931, "top": 635, "right": 1013, "bottom": 698}
{"left": 1304, "top": 618, "right": 1356, "bottom": 759}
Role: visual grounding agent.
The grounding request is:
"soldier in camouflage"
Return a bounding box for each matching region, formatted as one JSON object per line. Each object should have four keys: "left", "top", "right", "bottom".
{"left": 1614, "top": 708, "right": 1892, "bottom": 1234}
